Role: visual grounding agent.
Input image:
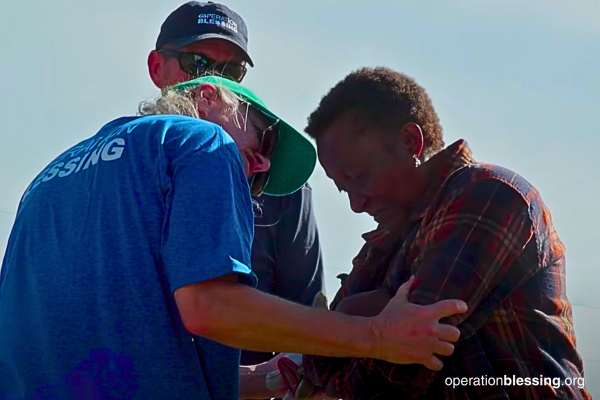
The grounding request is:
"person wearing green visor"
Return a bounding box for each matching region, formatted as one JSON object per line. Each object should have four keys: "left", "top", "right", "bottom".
{"left": 0, "top": 75, "right": 467, "bottom": 400}
{"left": 154, "top": 76, "right": 466, "bottom": 399}
{"left": 167, "top": 76, "right": 316, "bottom": 198}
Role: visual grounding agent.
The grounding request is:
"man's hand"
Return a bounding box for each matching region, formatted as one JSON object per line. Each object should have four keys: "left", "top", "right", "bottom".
{"left": 178, "top": 273, "right": 466, "bottom": 372}
{"left": 370, "top": 276, "right": 467, "bottom": 370}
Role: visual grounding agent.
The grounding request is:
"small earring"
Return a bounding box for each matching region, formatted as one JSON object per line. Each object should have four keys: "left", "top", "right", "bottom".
{"left": 413, "top": 154, "right": 421, "bottom": 167}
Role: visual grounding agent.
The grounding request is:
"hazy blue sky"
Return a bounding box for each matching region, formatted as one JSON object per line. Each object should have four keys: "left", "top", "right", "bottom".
{"left": 1, "top": 0, "right": 599, "bottom": 396}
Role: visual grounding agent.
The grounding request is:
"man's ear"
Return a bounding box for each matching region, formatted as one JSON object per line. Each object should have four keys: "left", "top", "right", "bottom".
{"left": 194, "top": 84, "right": 219, "bottom": 117}
{"left": 399, "top": 122, "right": 424, "bottom": 159}
{"left": 148, "top": 50, "right": 164, "bottom": 89}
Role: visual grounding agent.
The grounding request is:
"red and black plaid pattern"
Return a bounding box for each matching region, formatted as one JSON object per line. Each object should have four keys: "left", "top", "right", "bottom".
{"left": 304, "top": 140, "right": 590, "bottom": 400}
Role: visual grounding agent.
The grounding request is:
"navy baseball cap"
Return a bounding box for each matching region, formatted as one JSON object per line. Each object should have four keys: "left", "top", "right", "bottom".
{"left": 155, "top": 1, "right": 254, "bottom": 67}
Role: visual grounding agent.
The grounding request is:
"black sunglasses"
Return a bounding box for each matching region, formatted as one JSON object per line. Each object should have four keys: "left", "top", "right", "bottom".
{"left": 250, "top": 121, "right": 280, "bottom": 197}
{"left": 159, "top": 49, "right": 247, "bottom": 83}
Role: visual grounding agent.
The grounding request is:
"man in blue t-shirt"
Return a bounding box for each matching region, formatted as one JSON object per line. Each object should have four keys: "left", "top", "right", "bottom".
{"left": 0, "top": 76, "right": 468, "bottom": 400}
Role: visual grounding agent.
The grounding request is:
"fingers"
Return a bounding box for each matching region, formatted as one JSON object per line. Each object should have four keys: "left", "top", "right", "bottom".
{"left": 391, "top": 275, "right": 415, "bottom": 301}
{"left": 410, "top": 338, "right": 454, "bottom": 371}
{"left": 436, "top": 324, "right": 461, "bottom": 342}
{"left": 423, "top": 355, "right": 444, "bottom": 371}
{"left": 434, "top": 340, "right": 455, "bottom": 357}
{"left": 429, "top": 299, "right": 468, "bottom": 320}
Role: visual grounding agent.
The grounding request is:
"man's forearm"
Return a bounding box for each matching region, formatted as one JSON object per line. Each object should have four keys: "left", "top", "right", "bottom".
{"left": 176, "top": 274, "right": 467, "bottom": 369}
{"left": 182, "top": 280, "right": 375, "bottom": 358}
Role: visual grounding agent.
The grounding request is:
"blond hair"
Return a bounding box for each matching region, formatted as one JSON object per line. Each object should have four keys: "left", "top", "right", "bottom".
{"left": 138, "top": 85, "right": 243, "bottom": 120}
{"left": 138, "top": 84, "right": 263, "bottom": 208}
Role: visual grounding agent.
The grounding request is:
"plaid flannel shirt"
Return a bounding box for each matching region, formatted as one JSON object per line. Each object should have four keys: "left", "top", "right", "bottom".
{"left": 303, "top": 140, "right": 590, "bottom": 400}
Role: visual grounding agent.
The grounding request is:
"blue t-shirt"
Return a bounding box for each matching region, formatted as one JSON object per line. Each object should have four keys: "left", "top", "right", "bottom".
{"left": 0, "top": 115, "right": 257, "bottom": 400}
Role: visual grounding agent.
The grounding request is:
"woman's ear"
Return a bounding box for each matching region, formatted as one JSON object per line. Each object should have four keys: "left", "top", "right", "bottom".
{"left": 399, "top": 122, "right": 424, "bottom": 159}
{"left": 246, "top": 151, "right": 271, "bottom": 176}
{"left": 194, "top": 84, "right": 218, "bottom": 117}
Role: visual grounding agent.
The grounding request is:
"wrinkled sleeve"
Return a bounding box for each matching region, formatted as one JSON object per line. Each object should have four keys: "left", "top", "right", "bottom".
{"left": 303, "top": 179, "right": 535, "bottom": 399}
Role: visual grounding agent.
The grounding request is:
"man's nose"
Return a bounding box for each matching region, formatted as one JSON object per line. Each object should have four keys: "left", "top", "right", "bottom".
{"left": 348, "top": 191, "right": 368, "bottom": 214}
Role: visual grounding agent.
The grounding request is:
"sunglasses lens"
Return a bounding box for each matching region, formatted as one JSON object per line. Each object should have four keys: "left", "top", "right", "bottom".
{"left": 209, "top": 63, "right": 246, "bottom": 82}
{"left": 250, "top": 172, "right": 269, "bottom": 196}
{"left": 261, "top": 126, "right": 279, "bottom": 158}
{"left": 169, "top": 51, "right": 246, "bottom": 82}
{"left": 222, "top": 64, "right": 246, "bottom": 82}
{"left": 178, "top": 54, "right": 204, "bottom": 77}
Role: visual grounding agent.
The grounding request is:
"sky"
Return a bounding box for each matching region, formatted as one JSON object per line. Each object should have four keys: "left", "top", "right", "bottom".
{"left": 1, "top": 0, "right": 599, "bottom": 396}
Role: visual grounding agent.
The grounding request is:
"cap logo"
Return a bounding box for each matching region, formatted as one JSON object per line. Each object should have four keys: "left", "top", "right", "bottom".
{"left": 198, "top": 13, "right": 238, "bottom": 33}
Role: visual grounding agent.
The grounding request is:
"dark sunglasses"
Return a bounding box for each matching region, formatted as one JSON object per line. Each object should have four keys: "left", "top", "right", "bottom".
{"left": 159, "top": 49, "right": 247, "bottom": 83}
{"left": 250, "top": 120, "right": 280, "bottom": 197}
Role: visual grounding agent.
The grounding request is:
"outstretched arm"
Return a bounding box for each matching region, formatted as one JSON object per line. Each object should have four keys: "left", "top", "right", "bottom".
{"left": 175, "top": 274, "right": 464, "bottom": 364}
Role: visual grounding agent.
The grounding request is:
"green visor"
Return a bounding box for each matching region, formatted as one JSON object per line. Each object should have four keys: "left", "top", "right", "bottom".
{"left": 169, "top": 76, "right": 316, "bottom": 197}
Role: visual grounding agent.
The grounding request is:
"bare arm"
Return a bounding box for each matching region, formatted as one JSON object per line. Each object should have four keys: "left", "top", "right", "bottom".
{"left": 174, "top": 274, "right": 467, "bottom": 368}
{"left": 175, "top": 273, "right": 373, "bottom": 359}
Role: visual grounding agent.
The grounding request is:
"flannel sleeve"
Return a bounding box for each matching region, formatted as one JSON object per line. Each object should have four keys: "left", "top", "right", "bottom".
{"left": 303, "top": 178, "right": 535, "bottom": 399}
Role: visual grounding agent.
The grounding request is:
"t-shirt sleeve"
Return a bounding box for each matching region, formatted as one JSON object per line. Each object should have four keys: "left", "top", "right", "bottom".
{"left": 160, "top": 120, "right": 257, "bottom": 293}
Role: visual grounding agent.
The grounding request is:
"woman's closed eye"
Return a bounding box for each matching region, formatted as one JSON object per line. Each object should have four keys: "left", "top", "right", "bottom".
{"left": 350, "top": 170, "right": 367, "bottom": 186}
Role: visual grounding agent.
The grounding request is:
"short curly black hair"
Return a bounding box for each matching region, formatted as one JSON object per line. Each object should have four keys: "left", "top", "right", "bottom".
{"left": 305, "top": 67, "right": 444, "bottom": 160}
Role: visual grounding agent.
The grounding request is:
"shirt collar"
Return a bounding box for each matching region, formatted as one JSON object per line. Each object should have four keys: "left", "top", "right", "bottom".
{"left": 362, "top": 139, "right": 474, "bottom": 251}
